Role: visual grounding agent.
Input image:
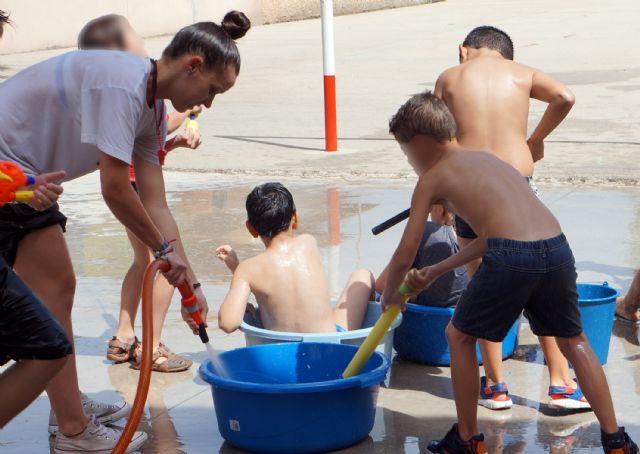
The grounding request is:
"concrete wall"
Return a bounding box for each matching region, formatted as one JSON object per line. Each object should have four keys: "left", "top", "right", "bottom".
{"left": 0, "top": 0, "right": 263, "bottom": 54}
{"left": 261, "top": 0, "right": 434, "bottom": 24}
{"left": 0, "top": 0, "right": 436, "bottom": 54}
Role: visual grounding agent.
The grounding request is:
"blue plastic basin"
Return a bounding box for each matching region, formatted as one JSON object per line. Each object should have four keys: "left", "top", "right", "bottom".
{"left": 393, "top": 303, "right": 520, "bottom": 366}
{"left": 199, "top": 342, "right": 390, "bottom": 454}
{"left": 240, "top": 301, "right": 401, "bottom": 359}
{"left": 577, "top": 282, "right": 619, "bottom": 365}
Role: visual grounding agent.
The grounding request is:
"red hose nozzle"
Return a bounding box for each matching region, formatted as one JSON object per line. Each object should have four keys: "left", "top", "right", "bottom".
{"left": 176, "top": 281, "right": 209, "bottom": 343}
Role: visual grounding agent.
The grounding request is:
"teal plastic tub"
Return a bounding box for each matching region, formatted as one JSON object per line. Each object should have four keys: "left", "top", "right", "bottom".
{"left": 240, "top": 301, "right": 402, "bottom": 358}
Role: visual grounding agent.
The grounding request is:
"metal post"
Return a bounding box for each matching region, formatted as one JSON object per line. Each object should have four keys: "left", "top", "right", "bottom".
{"left": 321, "top": 0, "right": 338, "bottom": 151}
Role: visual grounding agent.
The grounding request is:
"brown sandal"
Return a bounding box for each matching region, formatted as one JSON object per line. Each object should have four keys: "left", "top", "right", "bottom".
{"left": 132, "top": 343, "right": 192, "bottom": 373}
{"left": 106, "top": 336, "right": 140, "bottom": 363}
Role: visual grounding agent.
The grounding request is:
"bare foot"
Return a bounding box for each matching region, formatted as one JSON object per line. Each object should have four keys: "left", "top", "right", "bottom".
{"left": 616, "top": 296, "right": 640, "bottom": 322}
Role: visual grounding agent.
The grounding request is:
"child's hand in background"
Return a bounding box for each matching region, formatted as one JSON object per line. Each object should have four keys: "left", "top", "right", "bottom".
{"left": 186, "top": 105, "right": 203, "bottom": 117}
{"left": 185, "top": 123, "right": 202, "bottom": 149}
{"left": 216, "top": 245, "right": 240, "bottom": 272}
{"left": 171, "top": 129, "right": 202, "bottom": 150}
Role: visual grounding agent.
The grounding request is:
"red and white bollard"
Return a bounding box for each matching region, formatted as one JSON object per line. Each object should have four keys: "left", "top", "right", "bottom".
{"left": 321, "top": 0, "right": 338, "bottom": 152}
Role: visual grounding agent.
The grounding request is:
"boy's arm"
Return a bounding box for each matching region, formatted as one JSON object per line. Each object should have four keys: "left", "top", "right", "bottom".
{"left": 380, "top": 176, "right": 432, "bottom": 308}
{"left": 375, "top": 264, "right": 390, "bottom": 294}
{"left": 528, "top": 70, "right": 576, "bottom": 161}
{"left": 218, "top": 265, "right": 252, "bottom": 333}
{"left": 216, "top": 245, "right": 240, "bottom": 272}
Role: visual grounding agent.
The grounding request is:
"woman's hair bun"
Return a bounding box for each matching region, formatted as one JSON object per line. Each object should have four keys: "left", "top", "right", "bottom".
{"left": 221, "top": 11, "right": 251, "bottom": 40}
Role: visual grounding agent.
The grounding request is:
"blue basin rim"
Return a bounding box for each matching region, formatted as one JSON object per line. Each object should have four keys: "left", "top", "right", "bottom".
{"left": 577, "top": 282, "right": 619, "bottom": 303}
{"left": 401, "top": 283, "right": 619, "bottom": 309}
{"left": 198, "top": 343, "right": 390, "bottom": 394}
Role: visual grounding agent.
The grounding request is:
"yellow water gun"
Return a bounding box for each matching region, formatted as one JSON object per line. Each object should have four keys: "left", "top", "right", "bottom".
{"left": 186, "top": 112, "right": 199, "bottom": 131}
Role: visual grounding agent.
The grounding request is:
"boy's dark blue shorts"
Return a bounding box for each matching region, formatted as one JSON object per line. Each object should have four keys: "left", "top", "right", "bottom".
{"left": 452, "top": 234, "right": 583, "bottom": 342}
{"left": 0, "top": 256, "right": 71, "bottom": 366}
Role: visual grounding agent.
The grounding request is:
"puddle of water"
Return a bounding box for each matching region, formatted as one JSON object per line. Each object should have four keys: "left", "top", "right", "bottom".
{"left": 2, "top": 173, "right": 640, "bottom": 453}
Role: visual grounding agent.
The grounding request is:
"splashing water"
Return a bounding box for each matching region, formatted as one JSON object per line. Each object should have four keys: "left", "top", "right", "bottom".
{"left": 205, "top": 342, "right": 229, "bottom": 379}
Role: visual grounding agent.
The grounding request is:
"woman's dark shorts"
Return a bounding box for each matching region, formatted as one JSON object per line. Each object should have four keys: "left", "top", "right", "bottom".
{"left": 0, "top": 256, "right": 72, "bottom": 365}
{"left": 451, "top": 234, "right": 583, "bottom": 342}
{"left": 0, "top": 203, "right": 67, "bottom": 266}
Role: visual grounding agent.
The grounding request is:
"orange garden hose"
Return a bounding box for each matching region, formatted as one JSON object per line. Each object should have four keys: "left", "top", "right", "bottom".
{"left": 113, "top": 260, "right": 207, "bottom": 454}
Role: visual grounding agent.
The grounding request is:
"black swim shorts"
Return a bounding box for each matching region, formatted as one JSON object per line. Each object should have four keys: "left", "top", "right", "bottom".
{"left": 451, "top": 234, "right": 583, "bottom": 342}
{"left": 0, "top": 203, "right": 67, "bottom": 266}
{"left": 0, "top": 256, "right": 72, "bottom": 365}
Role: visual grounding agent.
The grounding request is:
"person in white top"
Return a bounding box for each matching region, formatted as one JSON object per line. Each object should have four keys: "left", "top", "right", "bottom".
{"left": 77, "top": 14, "right": 204, "bottom": 374}
{"left": 0, "top": 10, "right": 251, "bottom": 453}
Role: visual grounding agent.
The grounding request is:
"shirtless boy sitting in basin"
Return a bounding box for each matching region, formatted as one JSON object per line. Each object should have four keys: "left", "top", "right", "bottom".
{"left": 216, "top": 182, "right": 374, "bottom": 334}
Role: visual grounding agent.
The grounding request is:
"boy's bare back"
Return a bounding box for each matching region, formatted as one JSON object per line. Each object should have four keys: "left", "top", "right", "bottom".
{"left": 419, "top": 147, "right": 560, "bottom": 241}
{"left": 436, "top": 57, "right": 537, "bottom": 176}
{"left": 236, "top": 233, "right": 336, "bottom": 333}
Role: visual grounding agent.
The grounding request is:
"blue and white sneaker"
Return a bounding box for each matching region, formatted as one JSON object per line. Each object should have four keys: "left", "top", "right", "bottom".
{"left": 478, "top": 376, "right": 512, "bottom": 410}
{"left": 548, "top": 385, "right": 591, "bottom": 410}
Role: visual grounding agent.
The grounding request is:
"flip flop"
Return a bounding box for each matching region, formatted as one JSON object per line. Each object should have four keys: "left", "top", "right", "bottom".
{"left": 615, "top": 312, "right": 640, "bottom": 325}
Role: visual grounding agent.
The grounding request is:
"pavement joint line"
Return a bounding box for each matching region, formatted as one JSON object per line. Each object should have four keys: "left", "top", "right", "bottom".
{"left": 156, "top": 386, "right": 211, "bottom": 419}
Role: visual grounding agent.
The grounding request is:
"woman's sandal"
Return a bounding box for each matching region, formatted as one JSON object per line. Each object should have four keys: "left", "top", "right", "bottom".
{"left": 106, "top": 336, "right": 140, "bottom": 363}
{"left": 133, "top": 343, "right": 192, "bottom": 373}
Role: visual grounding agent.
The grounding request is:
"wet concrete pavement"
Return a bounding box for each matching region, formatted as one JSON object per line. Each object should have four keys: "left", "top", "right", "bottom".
{"left": 1, "top": 173, "right": 639, "bottom": 453}
{"left": 1, "top": 0, "right": 640, "bottom": 185}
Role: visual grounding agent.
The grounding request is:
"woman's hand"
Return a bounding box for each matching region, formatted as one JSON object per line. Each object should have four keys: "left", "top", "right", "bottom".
{"left": 161, "top": 251, "right": 188, "bottom": 286}
{"left": 182, "top": 285, "right": 210, "bottom": 335}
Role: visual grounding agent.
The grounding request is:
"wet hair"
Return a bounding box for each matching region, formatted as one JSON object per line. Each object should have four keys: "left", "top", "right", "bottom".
{"left": 78, "top": 14, "right": 128, "bottom": 50}
{"left": 162, "top": 11, "right": 251, "bottom": 74}
{"left": 0, "top": 10, "right": 10, "bottom": 39}
{"left": 463, "top": 26, "right": 514, "bottom": 60}
{"left": 246, "top": 183, "right": 296, "bottom": 238}
{"left": 389, "top": 91, "right": 457, "bottom": 143}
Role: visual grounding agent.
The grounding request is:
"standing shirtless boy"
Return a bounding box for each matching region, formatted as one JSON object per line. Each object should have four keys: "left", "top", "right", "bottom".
{"left": 434, "top": 26, "right": 586, "bottom": 411}
{"left": 382, "top": 91, "right": 637, "bottom": 454}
